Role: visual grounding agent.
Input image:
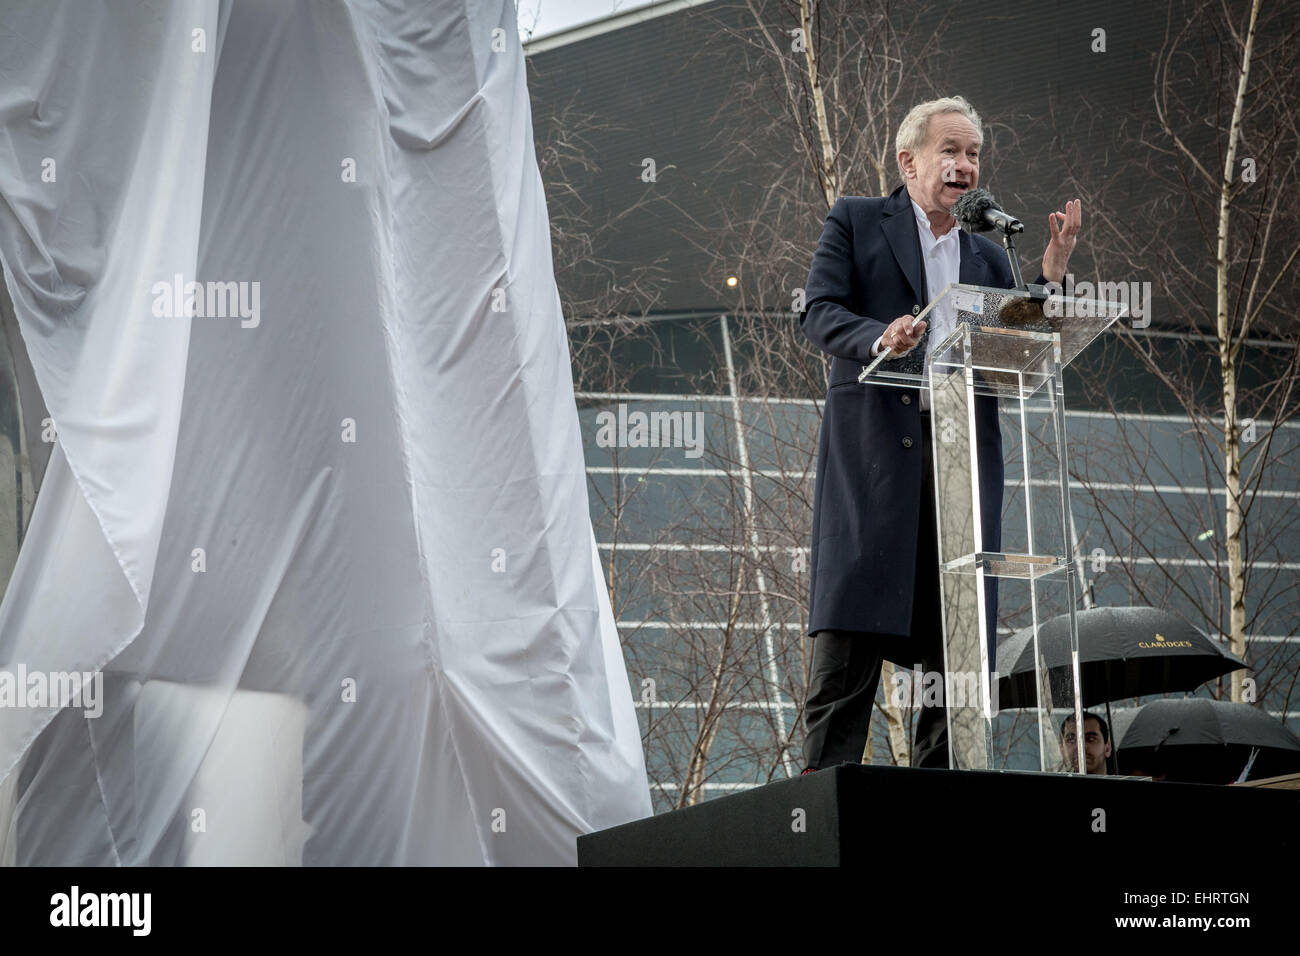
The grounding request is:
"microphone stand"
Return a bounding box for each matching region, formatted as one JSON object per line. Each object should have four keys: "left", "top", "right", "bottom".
{"left": 1002, "top": 225, "right": 1026, "bottom": 290}
{"left": 859, "top": 213, "right": 1048, "bottom": 383}
{"left": 1003, "top": 223, "right": 1050, "bottom": 303}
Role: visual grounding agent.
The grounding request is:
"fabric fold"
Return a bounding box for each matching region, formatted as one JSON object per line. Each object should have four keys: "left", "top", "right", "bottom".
{"left": 0, "top": 0, "right": 649, "bottom": 867}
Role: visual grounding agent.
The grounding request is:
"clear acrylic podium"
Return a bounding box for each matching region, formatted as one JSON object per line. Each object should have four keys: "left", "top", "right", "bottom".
{"left": 860, "top": 283, "right": 1127, "bottom": 773}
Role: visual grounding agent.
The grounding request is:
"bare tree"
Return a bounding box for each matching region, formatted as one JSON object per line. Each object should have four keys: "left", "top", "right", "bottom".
{"left": 538, "top": 0, "right": 1299, "bottom": 802}
{"left": 1047, "top": 0, "right": 1300, "bottom": 706}
{"left": 683, "top": 0, "right": 952, "bottom": 766}
{"left": 529, "top": 85, "right": 673, "bottom": 391}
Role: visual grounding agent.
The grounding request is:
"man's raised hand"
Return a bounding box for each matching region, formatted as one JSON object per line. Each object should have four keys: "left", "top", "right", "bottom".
{"left": 1042, "top": 198, "right": 1082, "bottom": 284}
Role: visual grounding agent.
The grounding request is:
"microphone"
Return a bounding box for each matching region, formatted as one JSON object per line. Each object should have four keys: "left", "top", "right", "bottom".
{"left": 952, "top": 188, "right": 1023, "bottom": 235}
{"left": 859, "top": 186, "right": 1039, "bottom": 383}
{"left": 952, "top": 186, "right": 1037, "bottom": 294}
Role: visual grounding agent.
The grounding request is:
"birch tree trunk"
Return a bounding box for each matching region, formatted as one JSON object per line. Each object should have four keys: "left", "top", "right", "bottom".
{"left": 800, "top": 0, "right": 839, "bottom": 208}
{"left": 1218, "top": 0, "right": 1261, "bottom": 702}
{"left": 796, "top": 5, "right": 910, "bottom": 766}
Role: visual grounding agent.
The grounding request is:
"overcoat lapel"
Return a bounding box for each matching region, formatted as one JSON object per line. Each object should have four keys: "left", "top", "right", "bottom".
{"left": 880, "top": 185, "right": 925, "bottom": 305}
{"left": 958, "top": 229, "right": 986, "bottom": 286}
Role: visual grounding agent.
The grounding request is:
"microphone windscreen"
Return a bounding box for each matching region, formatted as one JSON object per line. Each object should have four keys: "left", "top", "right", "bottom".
{"left": 951, "top": 187, "right": 999, "bottom": 232}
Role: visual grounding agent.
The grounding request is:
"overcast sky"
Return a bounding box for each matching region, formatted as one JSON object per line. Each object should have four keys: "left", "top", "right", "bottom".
{"left": 516, "top": 0, "right": 661, "bottom": 42}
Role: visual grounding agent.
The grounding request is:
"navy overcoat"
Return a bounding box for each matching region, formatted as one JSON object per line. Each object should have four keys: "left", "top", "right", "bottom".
{"left": 802, "top": 184, "right": 1044, "bottom": 658}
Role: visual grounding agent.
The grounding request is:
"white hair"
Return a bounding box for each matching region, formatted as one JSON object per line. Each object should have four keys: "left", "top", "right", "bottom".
{"left": 895, "top": 96, "right": 983, "bottom": 178}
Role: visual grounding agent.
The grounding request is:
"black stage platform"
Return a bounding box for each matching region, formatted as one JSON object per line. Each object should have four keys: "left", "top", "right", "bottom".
{"left": 579, "top": 764, "right": 1299, "bottom": 870}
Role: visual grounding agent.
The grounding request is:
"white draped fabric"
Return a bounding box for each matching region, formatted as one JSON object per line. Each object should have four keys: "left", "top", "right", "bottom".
{"left": 0, "top": 0, "right": 650, "bottom": 865}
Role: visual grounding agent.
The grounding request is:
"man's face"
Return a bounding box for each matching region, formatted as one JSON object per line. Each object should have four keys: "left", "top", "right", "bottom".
{"left": 900, "top": 113, "right": 981, "bottom": 219}
{"left": 1063, "top": 717, "right": 1111, "bottom": 775}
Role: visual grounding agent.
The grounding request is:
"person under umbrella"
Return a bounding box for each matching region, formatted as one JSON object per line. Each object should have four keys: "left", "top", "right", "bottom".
{"left": 998, "top": 606, "right": 1248, "bottom": 774}
{"left": 1061, "top": 711, "right": 1112, "bottom": 775}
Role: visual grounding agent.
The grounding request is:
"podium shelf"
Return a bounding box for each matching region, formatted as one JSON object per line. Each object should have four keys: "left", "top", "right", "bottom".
{"left": 941, "top": 551, "right": 1066, "bottom": 579}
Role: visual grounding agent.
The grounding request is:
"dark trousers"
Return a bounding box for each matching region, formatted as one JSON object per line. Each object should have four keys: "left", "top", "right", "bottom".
{"left": 802, "top": 412, "right": 950, "bottom": 770}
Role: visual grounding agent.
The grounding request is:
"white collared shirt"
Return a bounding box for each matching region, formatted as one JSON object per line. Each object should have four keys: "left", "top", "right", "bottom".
{"left": 872, "top": 198, "right": 962, "bottom": 410}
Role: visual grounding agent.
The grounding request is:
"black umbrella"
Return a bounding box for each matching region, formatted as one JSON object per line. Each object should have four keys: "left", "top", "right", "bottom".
{"left": 997, "top": 606, "right": 1246, "bottom": 708}
{"left": 996, "top": 606, "right": 1247, "bottom": 775}
{"left": 1111, "top": 698, "right": 1300, "bottom": 784}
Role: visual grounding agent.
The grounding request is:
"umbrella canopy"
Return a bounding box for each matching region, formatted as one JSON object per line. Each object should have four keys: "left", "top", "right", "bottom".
{"left": 997, "top": 606, "right": 1246, "bottom": 708}
{"left": 1111, "top": 698, "right": 1300, "bottom": 784}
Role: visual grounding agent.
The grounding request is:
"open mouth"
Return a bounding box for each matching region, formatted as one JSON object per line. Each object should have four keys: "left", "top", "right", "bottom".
{"left": 946, "top": 181, "right": 970, "bottom": 191}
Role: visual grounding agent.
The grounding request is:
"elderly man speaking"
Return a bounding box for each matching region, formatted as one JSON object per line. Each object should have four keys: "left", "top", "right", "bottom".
{"left": 799, "top": 95, "right": 1080, "bottom": 773}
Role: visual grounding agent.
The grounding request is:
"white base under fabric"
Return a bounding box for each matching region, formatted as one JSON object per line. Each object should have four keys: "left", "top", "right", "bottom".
{"left": 0, "top": 757, "right": 17, "bottom": 866}
{"left": 132, "top": 683, "right": 310, "bottom": 867}
{"left": 0, "top": 0, "right": 650, "bottom": 865}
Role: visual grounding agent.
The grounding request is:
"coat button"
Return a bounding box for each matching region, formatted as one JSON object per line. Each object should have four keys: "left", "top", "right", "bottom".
{"left": 912, "top": 305, "right": 921, "bottom": 315}
{"left": 901, "top": 394, "right": 912, "bottom": 405}
{"left": 901, "top": 436, "right": 913, "bottom": 448}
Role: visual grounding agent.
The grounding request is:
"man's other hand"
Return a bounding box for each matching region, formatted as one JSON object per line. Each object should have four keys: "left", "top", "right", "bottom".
{"left": 883, "top": 315, "right": 926, "bottom": 357}
{"left": 1042, "top": 198, "right": 1081, "bottom": 284}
